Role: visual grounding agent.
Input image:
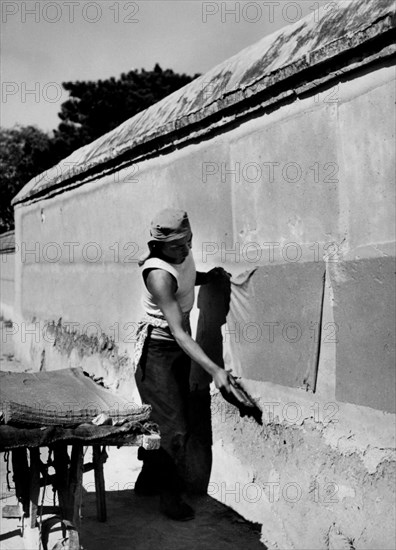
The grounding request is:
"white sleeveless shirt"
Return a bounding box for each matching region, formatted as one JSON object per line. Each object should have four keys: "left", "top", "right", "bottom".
{"left": 141, "top": 250, "right": 196, "bottom": 317}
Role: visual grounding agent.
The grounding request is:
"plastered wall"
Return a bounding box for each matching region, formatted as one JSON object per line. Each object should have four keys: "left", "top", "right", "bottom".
{"left": 13, "top": 64, "right": 395, "bottom": 549}
{"left": 0, "top": 252, "right": 15, "bottom": 321}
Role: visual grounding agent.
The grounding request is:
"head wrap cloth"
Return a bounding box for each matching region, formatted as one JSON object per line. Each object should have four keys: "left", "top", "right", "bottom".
{"left": 139, "top": 208, "right": 192, "bottom": 265}
{"left": 150, "top": 208, "right": 191, "bottom": 242}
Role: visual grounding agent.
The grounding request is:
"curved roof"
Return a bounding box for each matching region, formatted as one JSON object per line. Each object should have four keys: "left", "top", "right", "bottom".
{"left": 0, "top": 231, "right": 15, "bottom": 253}
{"left": 13, "top": 0, "right": 396, "bottom": 205}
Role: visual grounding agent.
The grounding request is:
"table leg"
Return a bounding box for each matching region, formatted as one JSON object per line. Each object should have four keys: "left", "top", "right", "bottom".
{"left": 53, "top": 445, "right": 69, "bottom": 517}
{"left": 29, "top": 448, "right": 40, "bottom": 529}
{"left": 52, "top": 443, "right": 82, "bottom": 550}
{"left": 11, "top": 449, "right": 29, "bottom": 518}
{"left": 93, "top": 445, "right": 107, "bottom": 522}
{"left": 69, "top": 443, "right": 84, "bottom": 530}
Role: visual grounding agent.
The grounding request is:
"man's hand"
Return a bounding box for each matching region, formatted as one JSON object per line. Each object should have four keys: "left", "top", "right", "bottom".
{"left": 213, "top": 368, "right": 232, "bottom": 393}
{"left": 206, "top": 267, "right": 231, "bottom": 283}
{"left": 195, "top": 267, "right": 230, "bottom": 285}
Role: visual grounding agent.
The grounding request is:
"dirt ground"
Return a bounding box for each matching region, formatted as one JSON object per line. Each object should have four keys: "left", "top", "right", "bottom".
{"left": 0, "top": 447, "right": 264, "bottom": 550}
{"left": 0, "top": 323, "right": 265, "bottom": 550}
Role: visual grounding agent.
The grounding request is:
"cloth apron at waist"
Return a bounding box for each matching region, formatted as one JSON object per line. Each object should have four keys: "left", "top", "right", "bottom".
{"left": 134, "top": 311, "right": 191, "bottom": 372}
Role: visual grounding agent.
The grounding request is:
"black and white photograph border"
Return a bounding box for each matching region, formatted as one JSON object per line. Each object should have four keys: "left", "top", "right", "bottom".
{"left": 1, "top": 1, "right": 395, "bottom": 549}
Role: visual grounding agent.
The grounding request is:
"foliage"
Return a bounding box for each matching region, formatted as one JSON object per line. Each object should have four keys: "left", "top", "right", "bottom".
{"left": 52, "top": 63, "right": 199, "bottom": 158}
{"left": 0, "top": 126, "right": 55, "bottom": 232}
{"left": 1, "top": 64, "right": 200, "bottom": 231}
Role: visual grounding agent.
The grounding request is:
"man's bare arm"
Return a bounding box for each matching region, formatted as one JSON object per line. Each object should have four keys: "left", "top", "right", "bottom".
{"left": 146, "top": 269, "right": 231, "bottom": 391}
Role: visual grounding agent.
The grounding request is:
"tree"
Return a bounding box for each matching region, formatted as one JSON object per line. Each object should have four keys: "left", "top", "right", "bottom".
{"left": 0, "top": 126, "right": 56, "bottom": 232}
{"left": 1, "top": 64, "right": 200, "bottom": 231}
{"left": 52, "top": 63, "right": 200, "bottom": 158}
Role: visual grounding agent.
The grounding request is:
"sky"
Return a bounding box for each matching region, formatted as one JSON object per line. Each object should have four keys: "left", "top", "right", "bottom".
{"left": 1, "top": 0, "right": 323, "bottom": 133}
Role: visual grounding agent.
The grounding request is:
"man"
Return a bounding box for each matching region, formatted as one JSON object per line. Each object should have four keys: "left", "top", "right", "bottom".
{"left": 134, "top": 208, "right": 232, "bottom": 521}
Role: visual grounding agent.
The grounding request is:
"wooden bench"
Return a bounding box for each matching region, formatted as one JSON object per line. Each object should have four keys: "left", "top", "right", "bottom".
{"left": 2, "top": 431, "right": 160, "bottom": 550}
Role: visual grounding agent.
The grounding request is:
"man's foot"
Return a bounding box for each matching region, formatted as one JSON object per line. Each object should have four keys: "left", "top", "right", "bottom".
{"left": 160, "top": 493, "right": 195, "bottom": 521}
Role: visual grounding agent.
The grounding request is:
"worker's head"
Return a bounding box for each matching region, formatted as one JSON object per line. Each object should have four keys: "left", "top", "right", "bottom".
{"left": 139, "top": 208, "right": 192, "bottom": 265}
{"left": 152, "top": 235, "right": 192, "bottom": 264}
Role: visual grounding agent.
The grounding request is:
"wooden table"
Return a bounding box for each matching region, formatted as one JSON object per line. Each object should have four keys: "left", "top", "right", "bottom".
{"left": 0, "top": 368, "right": 160, "bottom": 549}
{"left": 2, "top": 431, "right": 160, "bottom": 550}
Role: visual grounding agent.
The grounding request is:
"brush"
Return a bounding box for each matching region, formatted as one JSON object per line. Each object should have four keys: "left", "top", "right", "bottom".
{"left": 220, "top": 371, "right": 263, "bottom": 425}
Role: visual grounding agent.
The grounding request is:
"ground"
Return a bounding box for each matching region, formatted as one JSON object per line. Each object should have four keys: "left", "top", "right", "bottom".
{"left": 0, "top": 320, "right": 264, "bottom": 550}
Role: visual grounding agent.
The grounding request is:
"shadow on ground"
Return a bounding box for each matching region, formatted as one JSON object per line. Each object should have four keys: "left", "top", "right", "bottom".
{"left": 0, "top": 323, "right": 265, "bottom": 550}
{"left": 80, "top": 489, "right": 265, "bottom": 550}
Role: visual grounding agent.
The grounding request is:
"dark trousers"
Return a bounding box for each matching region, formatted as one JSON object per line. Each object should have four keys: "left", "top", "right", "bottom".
{"left": 135, "top": 336, "right": 191, "bottom": 493}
